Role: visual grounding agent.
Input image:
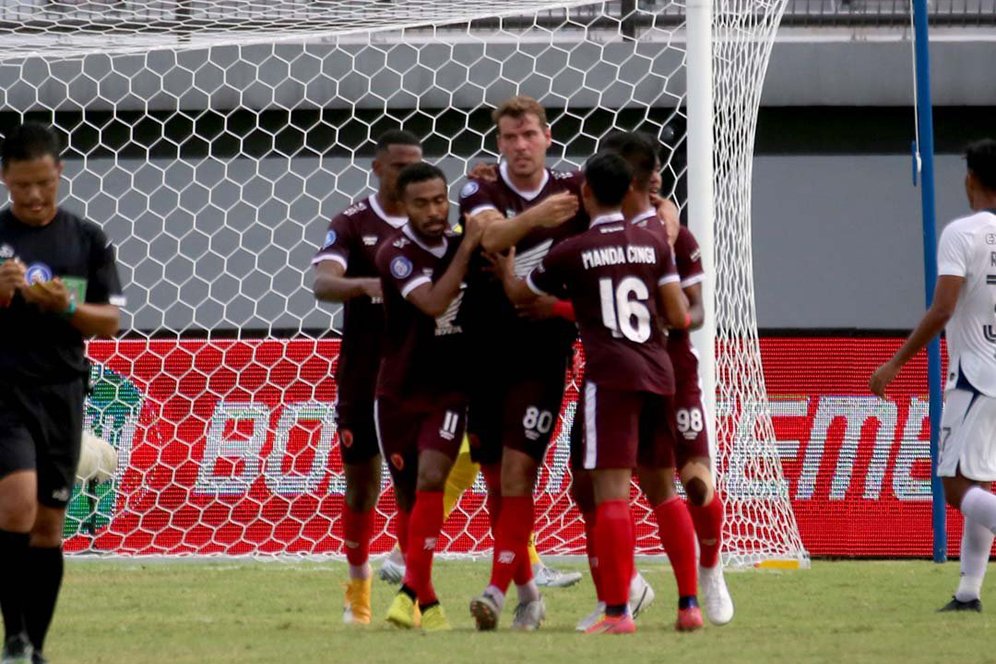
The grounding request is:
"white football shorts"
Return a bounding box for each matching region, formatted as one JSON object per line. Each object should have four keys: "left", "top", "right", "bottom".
{"left": 938, "top": 387, "right": 996, "bottom": 481}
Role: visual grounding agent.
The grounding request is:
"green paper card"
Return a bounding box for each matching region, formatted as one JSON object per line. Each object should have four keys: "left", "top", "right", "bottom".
{"left": 62, "top": 276, "right": 87, "bottom": 303}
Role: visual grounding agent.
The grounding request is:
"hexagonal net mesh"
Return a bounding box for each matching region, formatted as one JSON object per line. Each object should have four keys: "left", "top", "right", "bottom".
{"left": 0, "top": 0, "right": 806, "bottom": 564}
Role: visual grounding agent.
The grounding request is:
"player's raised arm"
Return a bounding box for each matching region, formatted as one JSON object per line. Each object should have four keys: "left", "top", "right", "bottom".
{"left": 381, "top": 163, "right": 482, "bottom": 318}
{"left": 481, "top": 191, "right": 579, "bottom": 253}
{"left": 406, "top": 217, "right": 481, "bottom": 318}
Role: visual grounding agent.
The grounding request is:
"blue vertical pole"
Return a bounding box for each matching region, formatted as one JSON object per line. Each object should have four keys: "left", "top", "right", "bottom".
{"left": 912, "top": 0, "right": 946, "bottom": 563}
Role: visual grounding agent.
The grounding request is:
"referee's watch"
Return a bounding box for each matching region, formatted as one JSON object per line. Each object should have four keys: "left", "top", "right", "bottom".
{"left": 61, "top": 298, "right": 78, "bottom": 318}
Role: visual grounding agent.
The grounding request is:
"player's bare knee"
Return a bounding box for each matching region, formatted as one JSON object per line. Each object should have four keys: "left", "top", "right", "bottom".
{"left": 637, "top": 466, "right": 676, "bottom": 506}
{"left": 29, "top": 527, "right": 62, "bottom": 548}
{"left": 416, "top": 467, "right": 449, "bottom": 492}
{"left": 683, "top": 478, "right": 710, "bottom": 506}
{"left": 942, "top": 475, "right": 970, "bottom": 509}
{"left": 680, "top": 462, "right": 714, "bottom": 507}
{"left": 500, "top": 448, "right": 539, "bottom": 496}
{"left": 0, "top": 500, "right": 36, "bottom": 532}
{"left": 571, "top": 480, "right": 596, "bottom": 514}
{"left": 345, "top": 485, "right": 378, "bottom": 513}
{"left": 28, "top": 504, "right": 66, "bottom": 547}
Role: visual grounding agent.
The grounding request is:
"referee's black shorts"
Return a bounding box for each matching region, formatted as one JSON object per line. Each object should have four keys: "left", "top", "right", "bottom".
{"left": 0, "top": 379, "right": 85, "bottom": 508}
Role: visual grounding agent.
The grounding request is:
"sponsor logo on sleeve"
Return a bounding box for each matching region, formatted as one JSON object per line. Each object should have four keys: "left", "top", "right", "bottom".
{"left": 460, "top": 181, "right": 479, "bottom": 198}
{"left": 323, "top": 230, "right": 337, "bottom": 248}
{"left": 390, "top": 256, "right": 413, "bottom": 279}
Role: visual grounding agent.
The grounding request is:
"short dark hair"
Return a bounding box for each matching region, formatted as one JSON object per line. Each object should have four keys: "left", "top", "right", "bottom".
{"left": 599, "top": 131, "right": 657, "bottom": 191}
{"left": 584, "top": 151, "right": 634, "bottom": 208}
{"left": 966, "top": 139, "right": 996, "bottom": 192}
{"left": 376, "top": 129, "right": 421, "bottom": 154}
{"left": 396, "top": 162, "right": 447, "bottom": 199}
{"left": 1, "top": 122, "right": 61, "bottom": 169}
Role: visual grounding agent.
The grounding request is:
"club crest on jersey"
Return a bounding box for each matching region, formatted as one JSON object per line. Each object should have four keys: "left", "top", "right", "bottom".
{"left": 340, "top": 430, "right": 354, "bottom": 448}
{"left": 323, "top": 230, "right": 337, "bottom": 248}
{"left": 25, "top": 262, "right": 52, "bottom": 284}
{"left": 391, "top": 454, "right": 405, "bottom": 470}
{"left": 460, "top": 181, "right": 479, "bottom": 198}
{"left": 0, "top": 244, "right": 13, "bottom": 259}
{"left": 391, "top": 256, "right": 413, "bottom": 279}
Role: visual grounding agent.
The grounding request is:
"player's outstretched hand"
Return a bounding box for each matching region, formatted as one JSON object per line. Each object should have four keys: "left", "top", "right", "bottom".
{"left": 0, "top": 258, "right": 26, "bottom": 306}
{"left": 467, "top": 161, "right": 499, "bottom": 182}
{"left": 20, "top": 276, "right": 72, "bottom": 314}
{"left": 869, "top": 361, "right": 899, "bottom": 397}
{"left": 533, "top": 191, "right": 579, "bottom": 228}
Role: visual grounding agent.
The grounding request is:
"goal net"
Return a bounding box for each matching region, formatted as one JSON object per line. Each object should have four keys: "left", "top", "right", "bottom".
{"left": 0, "top": 0, "right": 807, "bottom": 566}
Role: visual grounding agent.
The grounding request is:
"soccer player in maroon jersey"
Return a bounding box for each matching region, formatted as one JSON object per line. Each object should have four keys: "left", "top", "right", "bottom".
{"left": 499, "top": 151, "right": 690, "bottom": 634}
{"left": 461, "top": 95, "right": 586, "bottom": 630}
{"left": 311, "top": 130, "right": 422, "bottom": 625}
{"left": 376, "top": 162, "right": 484, "bottom": 632}
{"left": 566, "top": 132, "right": 703, "bottom": 632}
{"left": 647, "top": 143, "right": 735, "bottom": 626}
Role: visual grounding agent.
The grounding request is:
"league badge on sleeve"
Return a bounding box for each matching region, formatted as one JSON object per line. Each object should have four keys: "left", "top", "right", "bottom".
{"left": 390, "top": 256, "right": 413, "bottom": 279}
{"left": 460, "top": 181, "right": 479, "bottom": 198}
{"left": 323, "top": 229, "right": 337, "bottom": 248}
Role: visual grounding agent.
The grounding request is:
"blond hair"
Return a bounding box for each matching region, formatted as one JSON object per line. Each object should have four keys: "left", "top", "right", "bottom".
{"left": 492, "top": 95, "right": 548, "bottom": 127}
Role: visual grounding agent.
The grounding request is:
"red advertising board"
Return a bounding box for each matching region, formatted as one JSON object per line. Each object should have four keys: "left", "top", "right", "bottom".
{"left": 71, "top": 337, "right": 969, "bottom": 558}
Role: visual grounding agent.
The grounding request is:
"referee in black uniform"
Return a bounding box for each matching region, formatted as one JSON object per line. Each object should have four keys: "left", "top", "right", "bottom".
{"left": 0, "top": 123, "right": 125, "bottom": 664}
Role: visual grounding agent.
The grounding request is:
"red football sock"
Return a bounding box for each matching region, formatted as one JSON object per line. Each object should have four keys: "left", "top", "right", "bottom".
{"left": 482, "top": 464, "right": 503, "bottom": 534}
{"left": 342, "top": 505, "right": 372, "bottom": 567}
{"left": 594, "top": 500, "right": 634, "bottom": 607}
{"left": 653, "top": 496, "right": 698, "bottom": 597}
{"left": 583, "top": 511, "right": 603, "bottom": 601}
{"left": 488, "top": 495, "right": 533, "bottom": 595}
{"left": 402, "top": 491, "right": 444, "bottom": 605}
{"left": 689, "top": 495, "right": 724, "bottom": 569}
{"left": 395, "top": 509, "right": 411, "bottom": 555}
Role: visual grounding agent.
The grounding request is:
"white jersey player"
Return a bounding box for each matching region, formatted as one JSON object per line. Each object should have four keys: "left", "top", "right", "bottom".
{"left": 871, "top": 138, "right": 996, "bottom": 612}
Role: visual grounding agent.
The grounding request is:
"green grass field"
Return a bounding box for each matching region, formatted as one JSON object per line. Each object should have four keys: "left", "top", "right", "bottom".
{"left": 49, "top": 559, "right": 995, "bottom": 664}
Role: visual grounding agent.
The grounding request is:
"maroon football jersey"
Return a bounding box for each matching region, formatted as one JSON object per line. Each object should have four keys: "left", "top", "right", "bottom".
{"left": 311, "top": 195, "right": 407, "bottom": 410}
{"left": 528, "top": 211, "right": 679, "bottom": 395}
{"left": 375, "top": 225, "right": 469, "bottom": 409}
{"left": 666, "top": 226, "right": 705, "bottom": 387}
{"left": 458, "top": 162, "right": 588, "bottom": 358}
{"left": 628, "top": 207, "right": 670, "bottom": 245}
